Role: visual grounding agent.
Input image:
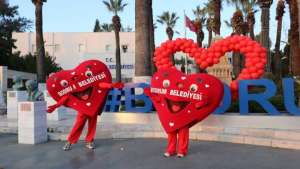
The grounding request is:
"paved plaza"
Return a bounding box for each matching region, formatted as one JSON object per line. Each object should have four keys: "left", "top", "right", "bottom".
{"left": 1, "top": 133, "right": 300, "bottom": 169}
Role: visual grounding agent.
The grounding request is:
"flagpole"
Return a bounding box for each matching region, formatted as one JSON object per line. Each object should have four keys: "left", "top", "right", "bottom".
{"left": 183, "top": 10, "right": 188, "bottom": 75}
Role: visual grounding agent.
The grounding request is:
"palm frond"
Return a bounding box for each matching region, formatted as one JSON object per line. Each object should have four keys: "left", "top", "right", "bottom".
{"left": 103, "top": 0, "right": 127, "bottom": 15}
{"left": 103, "top": 1, "right": 113, "bottom": 11}
{"left": 224, "top": 20, "right": 232, "bottom": 28}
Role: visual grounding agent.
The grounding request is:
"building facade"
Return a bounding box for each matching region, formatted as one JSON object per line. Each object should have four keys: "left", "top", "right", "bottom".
{"left": 13, "top": 32, "right": 135, "bottom": 80}
{"left": 13, "top": 32, "right": 233, "bottom": 83}
{"left": 206, "top": 36, "right": 233, "bottom": 85}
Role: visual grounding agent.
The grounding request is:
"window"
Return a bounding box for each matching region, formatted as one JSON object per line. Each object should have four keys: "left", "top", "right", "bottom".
{"left": 54, "top": 44, "right": 60, "bottom": 52}
{"left": 105, "top": 44, "right": 112, "bottom": 52}
{"left": 78, "top": 44, "right": 84, "bottom": 52}
{"left": 122, "top": 44, "right": 128, "bottom": 53}
{"left": 31, "top": 44, "right": 36, "bottom": 53}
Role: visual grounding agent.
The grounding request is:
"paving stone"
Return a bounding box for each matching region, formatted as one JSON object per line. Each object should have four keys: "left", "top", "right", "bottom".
{"left": 272, "top": 139, "right": 300, "bottom": 150}
{"left": 195, "top": 132, "right": 219, "bottom": 141}
{"left": 273, "top": 130, "right": 300, "bottom": 141}
{"left": 244, "top": 136, "right": 272, "bottom": 147}
{"left": 239, "top": 128, "right": 275, "bottom": 138}
{"left": 218, "top": 134, "right": 244, "bottom": 144}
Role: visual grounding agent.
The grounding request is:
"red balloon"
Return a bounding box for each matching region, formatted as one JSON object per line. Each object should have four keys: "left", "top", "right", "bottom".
{"left": 213, "top": 58, "right": 220, "bottom": 64}
{"left": 206, "top": 58, "right": 213, "bottom": 65}
{"left": 251, "top": 73, "right": 259, "bottom": 79}
{"left": 200, "top": 61, "right": 208, "bottom": 69}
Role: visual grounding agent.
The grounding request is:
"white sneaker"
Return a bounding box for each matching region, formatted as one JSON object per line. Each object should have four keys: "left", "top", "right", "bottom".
{"left": 63, "top": 142, "right": 72, "bottom": 151}
{"left": 177, "top": 153, "right": 185, "bottom": 158}
{"left": 163, "top": 152, "right": 171, "bottom": 157}
{"left": 85, "top": 142, "right": 95, "bottom": 149}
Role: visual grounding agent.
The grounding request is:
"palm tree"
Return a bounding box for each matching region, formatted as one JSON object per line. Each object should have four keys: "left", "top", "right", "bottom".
{"left": 193, "top": 6, "right": 206, "bottom": 47}
{"left": 31, "top": 0, "right": 46, "bottom": 83}
{"left": 286, "top": 0, "right": 300, "bottom": 75}
{"left": 135, "top": 0, "right": 152, "bottom": 79}
{"left": 94, "top": 19, "right": 102, "bottom": 32}
{"left": 147, "top": 0, "right": 156, "bottom": 75}
{"left": 228, "top": 0, "right": 258, "bottom": 39}
{"left": 246, "top": 10, "right": 256, "bottom": 40}
{"left": 230, "top": 10, "right": 247, "bottom": 78}
{"left": 212, "top": 0, "right": 222, "bottom": 35}
{"left": 204, "top": 1, "right": 215, "bottom": 47}
{"left": 299, "top": 1, "right": 300, "bottom": 42}
{"left": 103, "top": 0, "right": 127, "bottom": 82}
{"left": 231, "top": 10, "right": 247, "bottom": 35}
{"left": 101, "top": 23, "right": 114, "bottom": 32}
{"left": 241, "top": 0, "right": 258, "bottom": 40}
{"left": 157, "top": 11, "right": 179, "bottom": 40}
{"left": 273, "top": 0, "right": 285, "bottom": 79}
{"left": 258, "top": 0, "right": 273, "bottom": 72}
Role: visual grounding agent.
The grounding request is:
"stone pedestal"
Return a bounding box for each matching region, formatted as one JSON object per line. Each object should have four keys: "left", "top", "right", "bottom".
{"left": 44, "top": 91, "right": 66, "bottom": 121}
{"left": 38, "top": 83, "right": 46, "bottom": 91}
{"left": 7, "top": 91, "right": 27, "bottom": 119}
{"left": 18, "top": 101, "right": 47, "bottom": 144}
{"left": 0, "top": 91, "right": 6, "bottom": 115}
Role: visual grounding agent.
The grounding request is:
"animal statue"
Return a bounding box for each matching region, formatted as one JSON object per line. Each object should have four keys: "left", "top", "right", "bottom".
{"left": 25, "top": 80, "right": 44, "bottom": 101}
{"left": 12, "top": 76, "right": 25, "bottom": 91}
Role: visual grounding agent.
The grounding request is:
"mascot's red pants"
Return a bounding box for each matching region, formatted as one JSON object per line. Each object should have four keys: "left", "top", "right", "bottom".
{"left": 67, "top": 113, "right": 98, "bottom": 144}
{"left": 166, "top": 126, "right": 189, "bottom": 155}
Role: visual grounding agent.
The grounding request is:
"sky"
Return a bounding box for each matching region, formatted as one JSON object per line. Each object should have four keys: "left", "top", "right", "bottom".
{"left": 9, "top": 0, "right": 291, "bottom": 48}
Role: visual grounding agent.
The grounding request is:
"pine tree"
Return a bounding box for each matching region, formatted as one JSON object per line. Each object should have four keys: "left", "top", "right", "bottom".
{"left": 93, "top": 19, "right": 102, "bottom": 32}
{"left": 0, "top": 2, "right": 31, "bottom": 66}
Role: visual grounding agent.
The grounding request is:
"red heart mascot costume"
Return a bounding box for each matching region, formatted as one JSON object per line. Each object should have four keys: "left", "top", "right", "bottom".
{"left": 46, "top": 60, "right": 123, "bottom": 150}
{"left": 145, "top": 36, "right": 266, "bottom": 158}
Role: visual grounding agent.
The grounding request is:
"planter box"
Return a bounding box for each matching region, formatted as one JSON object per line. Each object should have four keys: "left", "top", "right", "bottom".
{"left": 18, "top": 101, "right": 47, "bottom": 144}
{"left": 7, "top": 91, "right": 27, "bottom": 119}
{"left": 44, "top": 91, "right": 66, "bottom": 121}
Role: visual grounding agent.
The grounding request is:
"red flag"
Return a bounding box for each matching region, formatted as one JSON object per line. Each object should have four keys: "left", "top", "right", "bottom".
{"left": 185, "top": 15, "right": 196, "bottom": 32}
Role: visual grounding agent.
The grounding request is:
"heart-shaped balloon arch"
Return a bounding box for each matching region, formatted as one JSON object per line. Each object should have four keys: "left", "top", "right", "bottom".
{"left": 154, "top": 35, "right": 267, "bottom": 99}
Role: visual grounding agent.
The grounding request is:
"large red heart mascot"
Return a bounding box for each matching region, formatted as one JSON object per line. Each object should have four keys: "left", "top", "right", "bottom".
{"left": 46, "top": 60, "right": 123, "bottom": 150}
{"left": 145, "top": 35, "right": 266, "bottom": 157}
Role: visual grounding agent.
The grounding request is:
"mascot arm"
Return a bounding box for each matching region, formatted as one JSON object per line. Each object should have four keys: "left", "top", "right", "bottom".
{"left": 144, "top": 87, "right": 161, "bottom": 102}
{"left": 98, "top": 82, "right": 124, "bottom": 89}
{"left": 47, "top": 95, "right": 69, "bottom": 113}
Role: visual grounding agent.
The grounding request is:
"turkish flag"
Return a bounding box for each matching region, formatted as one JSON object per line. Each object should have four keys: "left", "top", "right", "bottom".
{"left": 185, "top": 15, "right": 196, "bottom": 32}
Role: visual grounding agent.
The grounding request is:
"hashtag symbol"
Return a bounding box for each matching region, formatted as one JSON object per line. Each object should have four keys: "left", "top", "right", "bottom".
{"left": 104, "top": 88, "right": 123, "bottom": 112}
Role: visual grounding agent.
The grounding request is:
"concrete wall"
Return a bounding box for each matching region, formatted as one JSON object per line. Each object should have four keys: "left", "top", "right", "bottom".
{"left": 12, "top": 32, "right": 135, "bottom": 79}
{"left": 43, "top": 113, "right": 300, "bottom": 150}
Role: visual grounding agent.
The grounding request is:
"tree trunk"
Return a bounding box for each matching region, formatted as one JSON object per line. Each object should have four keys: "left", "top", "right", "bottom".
{"left": 213, "top": 0, "right": 221, "bottom": 35}
{"left": 135, "top": 0, "right": 151, "bottom": 78}
{"left": 274, "top": 16, "right": 283, "bottom": 79}
{"left": 113, "top": 15, "right": 122, "bottom": 82}
{"left": 166, "top": 27, "right": 175, "bottom": 64}
{"left": 249, "top": 23, "right": 255, "bottom": 40}
{"left": 35, "top": 2, "right": 46, "bottom": 83}
{"left": 288, "top": 0, "right": 300, "bottom": 75}
{"left": 231, "top": 10, "right": 245, "bottom": 78}
{"left": 247, "top": 11, "right": 256, "bottom": 40}
{"left": 196, "top": 29, "right": 204, "bottom": 47}
{"left": 259, "top": 1, "right": 272, "bottom": 73}
{"left": 299, "top": 0, "right": 300, "bottom": 43}
{"left": 208, "top": 30, "right": 212, "bottom": 47}
{"left": 166, "top": 27, "right": 174, "bottom": 40}
{"left": 232, "top": 54, "right": 241, "bottom": 79}
{"left": 148, "top": 0, "right": 156, "bottom": 75}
